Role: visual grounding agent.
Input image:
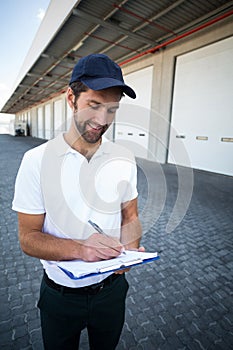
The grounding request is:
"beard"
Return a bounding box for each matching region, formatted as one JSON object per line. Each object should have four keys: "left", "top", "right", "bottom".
{"left": 74, "top": 118, "right": 109, "bottom": 144}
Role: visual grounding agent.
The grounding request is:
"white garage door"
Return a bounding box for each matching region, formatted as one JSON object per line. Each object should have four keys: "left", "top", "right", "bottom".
{"left": 115, "top": 66, "right": 153, "bottom": 159}
{"left": 37, "top": 107, "right": 44, "bottom": 139}
{"left": 54, "top": 99, "right": 63, "bottom": 137}
{"left": 168, "top": 36, "right": 233, "bottom": 176}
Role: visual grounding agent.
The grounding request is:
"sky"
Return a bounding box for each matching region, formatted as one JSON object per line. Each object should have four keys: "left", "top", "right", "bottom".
{"left": 0, "top": 0, "right": 50, "bottom": 125}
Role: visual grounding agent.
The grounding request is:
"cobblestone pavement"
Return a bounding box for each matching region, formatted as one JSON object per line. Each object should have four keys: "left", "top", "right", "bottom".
{"left": 0, "top": 134, "right": 232, "bottom": 350}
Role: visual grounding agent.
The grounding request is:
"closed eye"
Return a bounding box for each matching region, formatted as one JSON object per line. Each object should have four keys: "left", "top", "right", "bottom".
{"left": 89, "top": 103, "right": 101, "bottom": 110}
{"left": 107, "top": 104, "right": 119, "bottom": 114}
{"left": 89, "top": 102, "right": 119, "bottom": 114}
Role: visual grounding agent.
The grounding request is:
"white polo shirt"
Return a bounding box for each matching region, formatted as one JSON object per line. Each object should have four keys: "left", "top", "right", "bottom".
{"left": 12, "top": 133, "right": 138, "bottom": 287}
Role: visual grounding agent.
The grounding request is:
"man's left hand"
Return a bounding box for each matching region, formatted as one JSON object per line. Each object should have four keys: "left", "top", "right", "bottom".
{"left": 114, "top": 246, "right": 145, "bottom": 274}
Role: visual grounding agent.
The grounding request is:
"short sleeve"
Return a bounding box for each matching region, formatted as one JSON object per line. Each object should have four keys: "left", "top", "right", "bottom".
{"left": 12, "top": 148, "right": 45, "bottom": 214}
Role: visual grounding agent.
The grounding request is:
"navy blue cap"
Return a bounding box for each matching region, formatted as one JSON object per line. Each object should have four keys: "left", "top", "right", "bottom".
{"left": 69, "top": 54, "right": 136, "bottom": 99}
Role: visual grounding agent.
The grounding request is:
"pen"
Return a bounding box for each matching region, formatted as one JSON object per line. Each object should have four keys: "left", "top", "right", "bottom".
{"left": 88, "top": 219, "right": 126, "bottom": 255}
{"left": 88, "top": 220, "right": 105, "bottom": 234}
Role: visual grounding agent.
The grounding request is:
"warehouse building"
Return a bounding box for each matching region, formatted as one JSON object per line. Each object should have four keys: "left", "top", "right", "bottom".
{"left": 1, "top": 0, "right": 233, "bottom": 175}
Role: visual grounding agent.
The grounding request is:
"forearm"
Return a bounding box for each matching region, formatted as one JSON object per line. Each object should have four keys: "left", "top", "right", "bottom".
{"left": 19, "top": 230, "right": 81, "bottom": 261}
{"left": 114, "top": 216, "right": 142, "bottom": 275}
{"left": 121, "top": 216, "right": 142, "bottom": 250}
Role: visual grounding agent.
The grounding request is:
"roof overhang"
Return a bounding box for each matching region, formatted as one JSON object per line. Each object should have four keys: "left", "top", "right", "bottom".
{"left": 2, "top": 0, "right": 233, "bottom": 114}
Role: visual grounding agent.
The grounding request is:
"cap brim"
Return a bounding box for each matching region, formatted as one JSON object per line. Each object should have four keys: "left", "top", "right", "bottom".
{"left": 81, "top": 77, "right": 136, "bottom": 99}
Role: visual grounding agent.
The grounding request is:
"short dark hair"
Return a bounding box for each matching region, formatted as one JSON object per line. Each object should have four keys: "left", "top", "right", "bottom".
{"left": 70, "top": 81, "right": 89, "bottom": 107}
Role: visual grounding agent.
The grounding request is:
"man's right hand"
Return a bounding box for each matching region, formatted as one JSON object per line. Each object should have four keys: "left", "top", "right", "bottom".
{"left": 77, "top": 233, "right": 124, "bottom": 262}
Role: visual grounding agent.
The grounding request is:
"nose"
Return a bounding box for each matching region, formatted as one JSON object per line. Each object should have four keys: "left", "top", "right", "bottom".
{"left": 95, "top": 106, "right": 109, "bottom": 126}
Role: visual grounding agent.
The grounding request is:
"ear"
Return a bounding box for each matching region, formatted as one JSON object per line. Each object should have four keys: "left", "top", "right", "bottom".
{"left": 66, "top": 87, "right": 76, "bottom": 110}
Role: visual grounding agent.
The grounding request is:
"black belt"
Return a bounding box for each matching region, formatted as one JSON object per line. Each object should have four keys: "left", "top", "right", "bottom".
{"left": 43, "top": 271, "right": 120, "bottom": 295}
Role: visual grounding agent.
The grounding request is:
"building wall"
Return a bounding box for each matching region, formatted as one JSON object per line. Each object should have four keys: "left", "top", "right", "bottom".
{"left": 15, "top": 16, "right": 233, "bottom": 175}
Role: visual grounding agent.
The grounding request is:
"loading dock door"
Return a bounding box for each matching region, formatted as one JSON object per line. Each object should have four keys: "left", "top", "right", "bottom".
{"left": 168, "top": 36, "right": 233, "bottom": 176}
{"left": 115, "top": 66, "right": 153, "bottom": 159}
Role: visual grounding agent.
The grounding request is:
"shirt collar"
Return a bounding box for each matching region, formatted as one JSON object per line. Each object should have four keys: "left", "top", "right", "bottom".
{"left": 54, "top": 133, "right": 112, "bottom": 158}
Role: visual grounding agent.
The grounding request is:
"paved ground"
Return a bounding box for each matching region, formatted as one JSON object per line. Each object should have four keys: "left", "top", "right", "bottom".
{"left": 0, "top": 134, "right": 232, "bottom": 350}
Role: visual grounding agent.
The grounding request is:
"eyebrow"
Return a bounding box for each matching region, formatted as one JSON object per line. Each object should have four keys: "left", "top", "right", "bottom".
{"left": 87, "top": 99, "right": 119, "bottom": 108}
{"left": 88, "top": 99, "right": 101, "bottom": 105}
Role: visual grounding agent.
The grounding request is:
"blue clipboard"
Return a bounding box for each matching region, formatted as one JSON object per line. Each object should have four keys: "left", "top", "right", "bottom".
{"left": 58, "top": 255, "right": 160, "bottom": 280}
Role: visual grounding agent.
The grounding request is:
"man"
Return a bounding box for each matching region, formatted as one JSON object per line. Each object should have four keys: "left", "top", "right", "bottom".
{"left": 12, "top": 53, "right": 143, "bottom": 349}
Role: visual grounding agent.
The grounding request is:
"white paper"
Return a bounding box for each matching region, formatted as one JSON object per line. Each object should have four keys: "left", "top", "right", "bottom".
{"left": 56, "top": 250, "right": 158, "bottom": 279}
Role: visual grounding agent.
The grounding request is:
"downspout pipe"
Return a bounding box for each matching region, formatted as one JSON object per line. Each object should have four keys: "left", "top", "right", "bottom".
{"left": 119, "top": 9, "right": 233, "bottom": 66}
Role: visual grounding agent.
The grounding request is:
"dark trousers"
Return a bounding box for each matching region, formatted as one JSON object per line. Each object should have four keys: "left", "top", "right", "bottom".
{"left": 37, "top": 274, "right": 129, "bottom": 350}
